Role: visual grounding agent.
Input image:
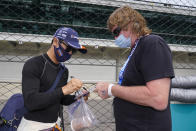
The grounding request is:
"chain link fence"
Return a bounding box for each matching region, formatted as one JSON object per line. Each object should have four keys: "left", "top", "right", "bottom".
{"left": 0, "top": 0, "right": 196, "bottom": 130}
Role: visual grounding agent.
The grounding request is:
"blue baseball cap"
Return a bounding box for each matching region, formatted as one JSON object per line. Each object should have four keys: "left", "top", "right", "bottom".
{"left": 54, "top": 27, "right": 87, "bottom": 54}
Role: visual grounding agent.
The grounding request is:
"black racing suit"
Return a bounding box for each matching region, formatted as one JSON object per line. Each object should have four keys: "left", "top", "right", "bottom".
{"left": 22, "top": 53, "right": 75, "bottom": 123}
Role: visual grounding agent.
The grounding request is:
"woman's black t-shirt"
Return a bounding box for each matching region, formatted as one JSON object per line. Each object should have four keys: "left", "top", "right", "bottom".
{"left": 113, "top": 34, "right": 175, "bottom": 131}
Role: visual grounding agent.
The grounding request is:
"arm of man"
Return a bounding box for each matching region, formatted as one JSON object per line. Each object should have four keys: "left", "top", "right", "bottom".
{"left": 61, "top": 95, "right": 76, "bottom": 105}
{"left": 22, "top": 59, "right": 82, "bottom": 111}
{"left": 60, "top": 78, "right": 84, "bottom": 105}
{"left": 22, "top": 60, "right": 63, "bottom": 111}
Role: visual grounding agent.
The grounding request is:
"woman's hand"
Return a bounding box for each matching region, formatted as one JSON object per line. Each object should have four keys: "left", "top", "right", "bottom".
{"left": 95, "top": 82, "right": 110, "bottom": 99}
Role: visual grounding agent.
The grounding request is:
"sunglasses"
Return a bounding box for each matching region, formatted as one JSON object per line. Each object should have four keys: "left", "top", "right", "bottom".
{"left": 59, "top": 39, "right": 77, "bottom": 54}
{"left": 66, "top": 45, "right": 77, "bottom": 54}
{"left": 112, "top": 27, "right": 121, "bottom": 37}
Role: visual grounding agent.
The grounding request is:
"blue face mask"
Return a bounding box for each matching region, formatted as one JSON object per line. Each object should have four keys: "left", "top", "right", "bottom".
{"left": 54, "top": 44, "right": 71, "bottom": 62}
{"left": 115, "top": 34, "right": 131, "bottom": 48}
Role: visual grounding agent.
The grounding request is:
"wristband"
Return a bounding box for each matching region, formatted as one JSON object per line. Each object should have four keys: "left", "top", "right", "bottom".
{"left": 108, "top": 84, "right": 114, "bottom": 97}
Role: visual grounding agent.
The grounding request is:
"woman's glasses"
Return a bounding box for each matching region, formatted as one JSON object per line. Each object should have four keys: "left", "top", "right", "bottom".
{"left": 112, "top": 27, "right": 121, "bottom": 37}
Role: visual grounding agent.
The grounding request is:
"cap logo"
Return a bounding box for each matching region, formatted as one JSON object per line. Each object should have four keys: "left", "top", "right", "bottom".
{"left": 71, "top": 35, "right": 78, "bottom": 39}
{"left": 62, "top": 34, "right": 67, "bottom": 38}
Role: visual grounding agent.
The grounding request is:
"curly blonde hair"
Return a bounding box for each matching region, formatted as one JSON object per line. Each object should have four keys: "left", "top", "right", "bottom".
{"left": 107, "top": 6, "right": 151, "bottom": 37}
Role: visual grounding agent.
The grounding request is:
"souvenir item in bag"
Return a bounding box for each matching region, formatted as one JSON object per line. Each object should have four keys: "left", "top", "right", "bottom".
{"left": 68, "top": 97, "right": 98, "bottom": 131}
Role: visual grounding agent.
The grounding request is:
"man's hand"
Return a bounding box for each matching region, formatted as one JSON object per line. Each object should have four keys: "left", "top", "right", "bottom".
{"left": 95, "top": 82, "right": 110, "bottom": 99}
{"left": 62, "top": 78, "right": 83, "bottom": 95}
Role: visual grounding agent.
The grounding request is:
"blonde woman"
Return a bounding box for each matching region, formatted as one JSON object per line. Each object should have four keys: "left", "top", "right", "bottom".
{"left": 95, "top": 6, "right": 174, "bottom": 131}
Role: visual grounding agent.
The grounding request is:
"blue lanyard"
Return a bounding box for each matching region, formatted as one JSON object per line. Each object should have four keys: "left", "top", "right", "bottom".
{"left": 118, "top": 39, "right": 140, "bottom": 85}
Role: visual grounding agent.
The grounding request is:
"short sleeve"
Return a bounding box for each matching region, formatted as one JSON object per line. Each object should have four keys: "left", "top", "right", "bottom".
{"left": 140, "top": 35, "right": 174, "bottom": 82}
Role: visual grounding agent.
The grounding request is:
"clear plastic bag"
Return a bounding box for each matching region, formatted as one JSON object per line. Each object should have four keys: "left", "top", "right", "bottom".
{"left": 67, "top": 97, "right": 98, "bottom": 131}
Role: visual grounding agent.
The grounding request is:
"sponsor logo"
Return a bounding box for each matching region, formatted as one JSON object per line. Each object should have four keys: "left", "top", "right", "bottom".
{"left": 71, "top": 35, "right": 78, "bottom": 39}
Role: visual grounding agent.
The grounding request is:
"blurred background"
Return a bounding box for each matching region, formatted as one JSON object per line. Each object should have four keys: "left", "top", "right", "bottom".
{"left": 0, "top": 0, "right": 195, "bottom": 131}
